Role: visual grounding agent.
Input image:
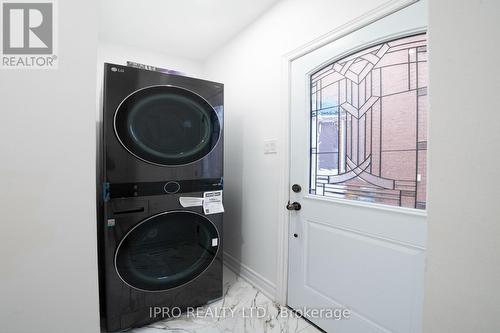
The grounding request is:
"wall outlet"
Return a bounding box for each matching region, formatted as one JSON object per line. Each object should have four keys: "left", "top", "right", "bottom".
{"left": 264, "top": 139, "right": 277, "bottom": 154}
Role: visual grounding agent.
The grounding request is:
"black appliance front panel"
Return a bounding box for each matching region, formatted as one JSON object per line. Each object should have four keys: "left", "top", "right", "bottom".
{"left": 102, "top": 63, "right": 224, "bottom": 183}
{"left": 100, "top": 194, "right": 223, "bottom": 332}
{"left": 99, "top": 64, "right": 224, "bottom": 332}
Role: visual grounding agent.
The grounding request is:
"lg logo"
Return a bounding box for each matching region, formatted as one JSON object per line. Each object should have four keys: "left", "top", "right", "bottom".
{"left": 2, "top": 2, "right": 53, "bottom": 54}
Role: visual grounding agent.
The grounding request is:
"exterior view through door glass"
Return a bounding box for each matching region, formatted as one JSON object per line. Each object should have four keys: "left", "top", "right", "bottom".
{"left": 288, "top": 1, "right": 428, "bottom": 333}
{"left": 310, "top": 34, "right": 427, "bottom": 209}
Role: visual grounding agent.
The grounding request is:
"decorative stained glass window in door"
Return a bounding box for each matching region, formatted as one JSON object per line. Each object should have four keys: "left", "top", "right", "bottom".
{"left": 310, "top": 34, "right": 428, "bottom": 209}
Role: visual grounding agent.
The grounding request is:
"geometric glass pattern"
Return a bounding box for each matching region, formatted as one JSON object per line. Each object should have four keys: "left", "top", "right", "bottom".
{"left": 310, "top": 34, "right": 428, "bottom": 209}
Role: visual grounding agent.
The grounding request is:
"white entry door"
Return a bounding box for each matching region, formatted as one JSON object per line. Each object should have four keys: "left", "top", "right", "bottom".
{"left": 287, "top": 2, "right": 428, "bottom": 333}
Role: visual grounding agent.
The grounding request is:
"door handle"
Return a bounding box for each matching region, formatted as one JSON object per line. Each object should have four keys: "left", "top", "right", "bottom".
{"left": 286, "top": 201, "right": 302, "bottom": 211}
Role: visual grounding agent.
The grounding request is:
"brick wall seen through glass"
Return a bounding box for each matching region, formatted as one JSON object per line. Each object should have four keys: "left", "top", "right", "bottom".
{"left": 310, "top": 34, "right": 428, "bottom": 209}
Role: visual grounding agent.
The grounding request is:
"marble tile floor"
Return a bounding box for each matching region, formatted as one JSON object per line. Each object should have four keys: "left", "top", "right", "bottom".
{"left": 130, "top": 266, "right": 323, "bottom": 333}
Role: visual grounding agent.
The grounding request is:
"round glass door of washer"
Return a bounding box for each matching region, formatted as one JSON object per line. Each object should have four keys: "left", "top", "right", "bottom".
{"left": 115, "top": 211, "right": 219, "bottom": 291}
{"left": 114, "top": 86, "right": 221, "bottom": 166}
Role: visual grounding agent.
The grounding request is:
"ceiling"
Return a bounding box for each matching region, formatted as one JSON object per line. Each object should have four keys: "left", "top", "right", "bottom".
{"left": 99, "top": 0, "right": 282, "bottom": 60}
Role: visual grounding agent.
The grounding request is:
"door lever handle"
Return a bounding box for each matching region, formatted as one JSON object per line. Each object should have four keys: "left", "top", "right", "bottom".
{"left": 286, "top": 201, "right": 302, "bottom": 211}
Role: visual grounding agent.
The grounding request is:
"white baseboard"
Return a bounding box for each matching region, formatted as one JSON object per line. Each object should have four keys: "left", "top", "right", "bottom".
{"left": 223, "top": 251, "right": 277, "bottom": 302}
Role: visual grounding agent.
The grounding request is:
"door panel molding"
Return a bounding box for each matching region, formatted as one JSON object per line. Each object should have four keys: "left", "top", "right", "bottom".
{"left": 304, "top": 198, "right": 427, "bottom": 248}
{"left": 305, "top": 217, "right": 425, "bottom": 250}
{"left": 297, "top": 219, "right": 425, "bottom": 332}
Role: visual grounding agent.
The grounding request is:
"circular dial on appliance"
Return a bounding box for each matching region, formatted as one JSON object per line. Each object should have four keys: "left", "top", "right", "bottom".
{"left": 114, "top": 85, "right": 221, "bottom": 166}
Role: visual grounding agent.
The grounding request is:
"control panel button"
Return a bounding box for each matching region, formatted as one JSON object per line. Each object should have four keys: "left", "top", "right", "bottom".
{"left": 164, "top": 181, "right": 181, "bottom": 194}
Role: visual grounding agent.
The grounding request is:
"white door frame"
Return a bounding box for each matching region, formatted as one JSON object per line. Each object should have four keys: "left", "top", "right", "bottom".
{"left": 275, "top": 0, "right": 422, "bottom": 305}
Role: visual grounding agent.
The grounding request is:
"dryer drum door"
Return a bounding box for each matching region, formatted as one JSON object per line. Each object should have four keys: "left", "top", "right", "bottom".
{"left": 115, "top": 211, "right": 219, "bottom": 291}
{"left": 114, "top": 85, "right": 221, "bottom": 166}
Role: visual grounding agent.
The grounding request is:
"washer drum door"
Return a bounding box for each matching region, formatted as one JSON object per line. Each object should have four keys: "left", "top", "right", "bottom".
{"left": 114, "top": 85, "right": 221, "bottom": 166}
{"left": 115, "top": 211, "right": 220, "bottom": 292}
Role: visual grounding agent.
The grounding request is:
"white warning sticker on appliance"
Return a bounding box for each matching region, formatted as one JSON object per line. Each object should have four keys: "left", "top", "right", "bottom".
{"left": 203, "top": 190, "right": 224, "bottom": 215}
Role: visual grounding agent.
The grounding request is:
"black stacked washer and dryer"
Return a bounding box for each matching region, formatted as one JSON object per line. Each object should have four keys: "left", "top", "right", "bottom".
{"left": 98, "top": 63, "right": 224, "bottom": 332}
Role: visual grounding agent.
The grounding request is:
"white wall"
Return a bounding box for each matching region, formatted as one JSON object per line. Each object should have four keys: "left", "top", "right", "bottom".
{"left": 424, "top": 0, "right": 500, "bottom": 331}
{"left": 0, "top": 1, "right": 100, "bottom": 333}
{"left": 203, "top": 0, "right": 388, "bottom": 296}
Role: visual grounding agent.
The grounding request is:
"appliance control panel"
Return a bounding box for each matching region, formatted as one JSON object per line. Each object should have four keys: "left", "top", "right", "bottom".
{"left": 108, "top": 178, "right": 223, "bottom": 199}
